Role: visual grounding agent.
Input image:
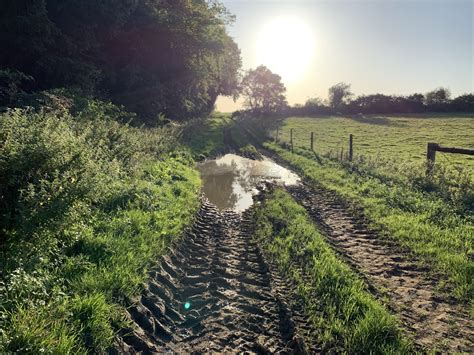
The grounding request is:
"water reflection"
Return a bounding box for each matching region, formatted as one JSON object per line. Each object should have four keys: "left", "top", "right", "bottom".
{"left": 198, "top": 154, "right": 300, "bottom": 212}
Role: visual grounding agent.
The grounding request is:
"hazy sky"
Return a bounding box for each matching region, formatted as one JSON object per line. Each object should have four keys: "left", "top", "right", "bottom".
{"left": 216, "top": 0, "right": 473, "bottom": 112}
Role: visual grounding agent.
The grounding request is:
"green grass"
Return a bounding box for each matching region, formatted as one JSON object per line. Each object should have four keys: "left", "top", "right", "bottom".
{"left": 274, "top": 115, "right": 474, "bottom": 168}
{"left": 264, "top": 142, "right": 474, "bottom": 303}
{"left": 182, "top": 112, "right": 233, "bottom": 159}
{"left": 0, "top": 104, "right": 201, "bottom": 352}
{"left": 246, "top": 114, "right": 473, "bottom": 303}
{"left": 253, "top": 188, "right": 412, "bottom": 353}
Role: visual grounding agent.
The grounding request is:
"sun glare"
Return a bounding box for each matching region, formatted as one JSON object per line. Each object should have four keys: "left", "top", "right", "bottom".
{"left": 256, "top": 16, "right": 315, "bottom": 82}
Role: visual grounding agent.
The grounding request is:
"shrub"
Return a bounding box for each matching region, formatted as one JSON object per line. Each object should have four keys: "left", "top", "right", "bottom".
{"left": 0, "top": 101, "right": 200, "bottom": 352}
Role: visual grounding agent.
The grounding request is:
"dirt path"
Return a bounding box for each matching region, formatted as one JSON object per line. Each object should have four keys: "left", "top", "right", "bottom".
{"left": 114, "top": 199, "right": 313, "bottom": 354}
{"left": 287, "top": 183, "right": 473, "bottom": 352}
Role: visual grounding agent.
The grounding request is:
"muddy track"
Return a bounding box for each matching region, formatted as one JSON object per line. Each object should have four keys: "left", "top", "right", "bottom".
{"left": 113, "top": 199, "right": 313, "bottom": 354}
{"left": 287, "top": 183, "right": 473, "bottom": 352}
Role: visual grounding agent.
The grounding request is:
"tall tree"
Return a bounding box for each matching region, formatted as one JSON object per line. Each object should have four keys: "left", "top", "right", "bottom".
{"left": 425, "top": 87, "right": 451, "bottom": 105}
{"left": 0, "top": 0, "right": 242, "bottom": 122}
{"left": 328, "top": 82, "right": 353, "bottom": 109}
{"left": 240, "top": 65, "right": 287, "bottom": 114}
{"left": 451, "top": 94, "right": 474, "bottom": 111}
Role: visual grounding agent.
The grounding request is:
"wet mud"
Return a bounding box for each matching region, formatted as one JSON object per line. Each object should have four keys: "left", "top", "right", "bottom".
{"left": 114, "top": 199, "right": 314, "bottom": 354}
{"left": 288, "top": 183, "right": 473, "bottom": 352}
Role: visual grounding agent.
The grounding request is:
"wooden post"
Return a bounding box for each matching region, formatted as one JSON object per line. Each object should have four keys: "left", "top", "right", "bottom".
{"left": 426, "top": 142, "right": 438, "bottom": 176}
{"left": 434, "top": 145, "right": 474, "bottom": 155}
{"left": 425, "top": 143, "right": 473, "bottom": 176}
{"left": 349, "top": 134, "right": 353, "bottom": 161}
{"left": 340, "top": 147, "right": 344, "bottom": 161}
{"left": 310, "top": 132, "right": 314, "bottom": 151}
{"left": 290, "top": 128, "right": 294, "bottom": 152}
{"left": 276, "top": 127, "right": 279, "bottom": 143}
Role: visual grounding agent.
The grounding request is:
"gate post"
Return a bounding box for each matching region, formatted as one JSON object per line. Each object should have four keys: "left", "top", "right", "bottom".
{"left": 426, "top": 142, "right": 438, "bottom": 176}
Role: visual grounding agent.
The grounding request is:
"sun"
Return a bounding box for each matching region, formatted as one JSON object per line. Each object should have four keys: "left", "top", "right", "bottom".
{"left": 256, "top": 16, "right": 315, "bottom": 82}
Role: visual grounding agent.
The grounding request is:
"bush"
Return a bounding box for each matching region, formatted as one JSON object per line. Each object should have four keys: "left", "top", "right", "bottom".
{"left": 0, "top": 101, "right": 200, "bottom": 352}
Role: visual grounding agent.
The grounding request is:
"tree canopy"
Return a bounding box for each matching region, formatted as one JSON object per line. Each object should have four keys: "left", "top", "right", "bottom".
{"left": 286, "top": 88, "right": 473, "bottom": 117}
{"left": 0, "top": 0, "right": 242, "bottom": 122}
{"left": 240, "top": 65, "right": 287, "bottom": 115}
{"left": 328, "top": 82, "right": 353, "bottom": 109}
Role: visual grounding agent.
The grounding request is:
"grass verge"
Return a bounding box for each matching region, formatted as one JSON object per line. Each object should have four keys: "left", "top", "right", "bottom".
{"left": 253, "top": 188, "right": 411, "bottom": 353}
{"left": 264, "top": 142, "right": 473, "bottom": 303}
{"left": 0, "top": 101, "right": 201, "bottom": 352}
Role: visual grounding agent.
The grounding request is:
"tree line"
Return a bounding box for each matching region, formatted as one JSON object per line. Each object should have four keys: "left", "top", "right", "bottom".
{"left": 0, "top": 0, "right": 241, "bottom": 122}
{"left": 239, "top": 67, "right": 474, "bottom": 116}
{"left": 1, "top": 1, "right": 472, "bottom": 122}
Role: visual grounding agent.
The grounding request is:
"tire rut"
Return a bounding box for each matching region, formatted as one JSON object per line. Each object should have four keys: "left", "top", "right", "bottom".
{"left": 114, "top": 198, "right": 313, "bottom": 354}
{"left": 287, "top": 183, "right": 473, "bottom": 352}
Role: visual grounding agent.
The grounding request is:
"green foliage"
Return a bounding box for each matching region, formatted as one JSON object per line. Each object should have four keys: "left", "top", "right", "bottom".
{"left": 0, "top": 103, "right": 200, "bottom": 352}
{"left": 0, "top": 0, "right": 242, "bottom": 122}
{"left": 68, "top": 294, "right": 120, "bottom": 351}
{"left": 0, "top": 69, "right": 33, "bottom": 107}
{"left": 2, "top": 294, "right": 124, "bottom": 354}
{"left": 3, "top": 304, "right": 83, "bottom": 354}
{"left": 328, "top": 82, "right": 353, "bottom": 109}
{"left": 253, "top": 188, "right": 411, "bottom": 353}
{"left": 425, "top": 87, "right": 451, "bottom": 105}
{"left": 241, "top": 65, "right": 287, "bottom": 114}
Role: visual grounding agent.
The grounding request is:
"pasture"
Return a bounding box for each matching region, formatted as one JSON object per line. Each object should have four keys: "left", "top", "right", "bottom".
{"left": 275, "top": 114, "right": 474, "bottom": 168}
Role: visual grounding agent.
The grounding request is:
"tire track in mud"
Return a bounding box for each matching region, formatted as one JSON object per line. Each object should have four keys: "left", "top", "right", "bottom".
{"left": 114, "top": 198, "right": 314, "bottom": 354}
{"left": 287, "top": 183, "right": 473, "bottom": 352}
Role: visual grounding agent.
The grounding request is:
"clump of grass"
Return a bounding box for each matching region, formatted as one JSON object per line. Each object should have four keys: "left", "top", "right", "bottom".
{"left": 265, "top": 142, "right": 474, "bottom": 302}
{"left": 3, "top": 304, "right": 83, "bottom": 354}
{"left": 2, "top": 294, "right": 125, "bottom": 354}
{"left": 0, "top": 102, "right": 201, "bottom": 352}
{"left": 253, "top": 188, "right": 411, "bottom": 353}
{"left": 238, "top": 144, "right": 263, "bottom": 160}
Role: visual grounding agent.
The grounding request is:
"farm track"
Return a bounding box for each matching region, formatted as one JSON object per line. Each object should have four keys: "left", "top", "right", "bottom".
{"left": 287, "top": 183, "right": 474, "bottom": 352}
{"left": 113, "top": 198, "right": 314, "bottom": 354}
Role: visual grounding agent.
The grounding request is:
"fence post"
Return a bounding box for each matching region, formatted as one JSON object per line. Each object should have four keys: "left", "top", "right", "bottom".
{"left": 290, "top": 128, "right": 294, "bottom": 152}
{"left": 310, "top": 132, "right": 314, "bottom": 151}
{"left": 340, "top": 147, "right": 344, "bottom": 161}
{"left": 276, "top": 127, "right": 279, "bottom": 143}
{"left": 426, "top": 142, "right": 438, "bottom": 176}
{"left": 349, "top": 134, "right": 353, "bottom": 161}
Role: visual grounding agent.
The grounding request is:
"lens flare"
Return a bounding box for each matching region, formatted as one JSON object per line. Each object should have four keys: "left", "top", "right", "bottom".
{"left": 184, "top": 302, "right": 191, "bottom": 310}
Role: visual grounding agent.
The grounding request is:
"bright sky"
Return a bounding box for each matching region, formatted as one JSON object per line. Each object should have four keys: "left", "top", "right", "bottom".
{"left": 216, "top": 0, "right": 473, "bottom": 112}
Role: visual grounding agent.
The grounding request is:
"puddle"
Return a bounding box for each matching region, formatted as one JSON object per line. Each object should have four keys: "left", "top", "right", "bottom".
{"left": 197, "top": 154, "right": 300, "bottom": 212}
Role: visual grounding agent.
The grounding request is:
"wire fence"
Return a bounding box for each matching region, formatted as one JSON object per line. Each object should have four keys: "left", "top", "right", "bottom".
{"left": 272, "top": 128, "right": 474, "bottom": 177}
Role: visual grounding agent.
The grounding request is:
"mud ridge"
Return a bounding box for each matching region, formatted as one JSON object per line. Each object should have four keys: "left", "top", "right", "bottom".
{"left": 287, "top": 183, "right": 473, "bottom": 352}
{"left": 113, "top": 198, "right": 314, "bottom": 354}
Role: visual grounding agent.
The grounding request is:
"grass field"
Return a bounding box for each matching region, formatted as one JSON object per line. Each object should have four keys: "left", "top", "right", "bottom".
{"left": 259, "top": 113, "right": 474, "bottom": 305}
{"left": 275, "top": 115, "right": 474, "bottom": 168}
{"left": 253, "top": 188, "right": 411, "bottom": 353}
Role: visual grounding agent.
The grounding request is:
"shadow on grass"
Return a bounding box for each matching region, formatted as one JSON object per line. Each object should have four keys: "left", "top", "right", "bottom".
{"left": 349, "top": 115, "right": 407, "bottom": 127}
